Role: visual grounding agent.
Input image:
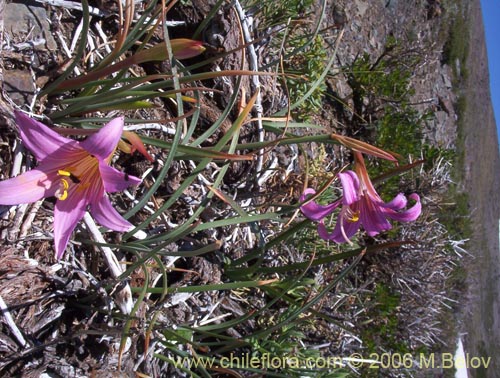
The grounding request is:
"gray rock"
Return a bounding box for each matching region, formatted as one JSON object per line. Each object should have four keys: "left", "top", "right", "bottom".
{"left": 4, "top": 2, "right": 57, "bottom": 51}
{"left": 3, "top": 69, "right": 36, "bottom": 105}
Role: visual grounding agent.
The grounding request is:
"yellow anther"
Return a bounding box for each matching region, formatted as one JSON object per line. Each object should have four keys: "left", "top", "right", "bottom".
{"left": 58, "top": 169, "right": 72, "bottom": 177}
{"left": 346, "top": 210, "right": 360, "bottom": 223}
{"left": 61, "top": 178, "right": 69, "bottom": 190}
{"left": 58, "top": 169, "right": 81, "bottom": 184}
{"left": 55, "top": 178, "right": 69, "bottom": 201}
{"left": 57, "top": 190, "right": 68, "bottom": 201}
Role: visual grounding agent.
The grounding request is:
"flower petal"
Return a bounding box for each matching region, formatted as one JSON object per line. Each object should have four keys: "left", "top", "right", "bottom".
{"left": 338, "top": 171, "right": 360, "bottom": 205}
{"left": 382, "top": 193, "right": 408, "bottom": 210}
{"left": 0, "top": 168, "right": 57, "bottom": 205}
{"left": 386, "top": 193, "right": 422, "bottom": 222}
{"left": 359, "top": 196, "right": 392, "bottom": 236}
{"left": 53, "top": 190, "right": 87, "bottom": 259}
{"left": 99, "top": 163, "right": 141, "bottom": 193}
{"left": 300, "top": 188, "right": 340, "bottom": 221}
{"left": 318, "top": 216, "right": 360, "bottom": 243}
{"left": 90, "top": 195, "right": 132, "bottom": 232}
{"left": 122, "top": 130, "right": 155, "bottom": 162}
{"left": 15, "top": 111, "right": 79, "bottom": 161}
{"left": 171, "top": 38, "right": 206, "bottom": 59}
{"left": 80, "top": 117, "right": 124, "bottom": 160}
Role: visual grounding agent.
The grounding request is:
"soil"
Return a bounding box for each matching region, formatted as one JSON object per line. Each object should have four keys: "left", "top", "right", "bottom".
{"left": 0, "top": 0, "right": 499, "bottom": 377}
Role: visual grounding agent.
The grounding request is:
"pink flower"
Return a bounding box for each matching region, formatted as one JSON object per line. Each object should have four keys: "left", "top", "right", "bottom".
{"left": 300, "top": 152, "right": 421, "bottom": 243}
{"left": 0, "top": 111, "right": 141, "bottom": 258}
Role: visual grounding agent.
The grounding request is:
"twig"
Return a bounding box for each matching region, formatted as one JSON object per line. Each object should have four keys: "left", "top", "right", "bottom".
{"left": 70, "top": 16, "right": 86, "bottom": 53}
{"left": 20, "top": 200, "right": 43, "bottom": 238}
{"left": 82, "top": 212, "right": 133, "bottom": 315}
{"left": 85, "top": 23, "right": 96, "bottom": 67}
{"left": 233, "top": 0, "right": 264, "bottom": 176}
{"left": 34, "top": 0, "right": 107, "bottom": 17}
{"left": 9, "top": 39, "right": 46, "bottom": 51}
{"left": 257, "top": 155, "right": 278, "bottom": 187}
{"left": 139, "top": 17, "right": 185, "bottom": 27}
{"left": 10, "top": 143, "right": 24, "bottom": 178}
{"left": 93, "top": 22, "right": 113, "bottom": 55}
{"left": 56, "top": 31, "right": 81, "bottom": 75}
{"left": 0, "top": 294, "right": 27, "bottom": 348}
{"left": 124, "top": 123, "right": 176, "bottom": 135}
{"left": 9, "top": 203, "right": 28, "bottom": 243}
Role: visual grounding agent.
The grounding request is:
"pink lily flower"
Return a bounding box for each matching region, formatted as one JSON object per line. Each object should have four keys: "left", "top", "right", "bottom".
{"left": 0, "top": 111, "right": 141, "bottom": 258}
{"left": 300, "top": 152, "right": 421, "bottom": 243}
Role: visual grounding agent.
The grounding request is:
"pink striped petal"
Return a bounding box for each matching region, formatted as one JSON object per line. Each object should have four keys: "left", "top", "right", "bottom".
{"left": 99, "top": 163, "right": 141, "bottom": 193}
{"left": 54, "top": 190, "right": 88, "bottom": 259}
{"left": 15, "top": 111, "right": 79, "bottom": 162}
{"left": 0, "top": 168, "right": 57, "bottom": 205}
{"left": 386, "top": 193, "right": 421, "bottom": 222}
{"left": 300, "top": 188, "right": 340, "bottom": 221}
{"left": 90, "top": 195, "right": 132, "bottom": 232}
{"left": 382, "top": 193, "right": 408, "bottom": 211}
{"left": 359, "top": 196, "right": 392, "bottom": 236}
{"left": 81, "top": 117, "right": 124, "bottom": 160}
{"left": 318, "top": 216, "right": 360, "bottom": 243}
{"left": 338, "top": 171, "right": 360, "bottom": 205}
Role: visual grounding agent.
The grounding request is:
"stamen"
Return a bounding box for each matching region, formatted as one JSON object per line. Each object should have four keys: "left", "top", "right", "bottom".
{"left": 57, "top": 190, "right": 68, "bottom": 201}
{"left": 55, "top": 178, "right": 69, "bottom": 201}
{"left": 340, "top": 218, "right": 353, "bottom": 246}
{"left": 58, "top": 169, "right": 81, "bottom": 183}
{"left": 55, "top": 169, "right": 80, "bottom": 201}
{"left": 56, "top": 156, "right": 98, "bottom": 197}
{"left": 68, "top": 173, "right": 81, "bottom": 184}
{"left": 339, "top": 206, "right": 355, "bottom": 245}
{"left": 346, "top": 210, "right": 360, "bottom": 223}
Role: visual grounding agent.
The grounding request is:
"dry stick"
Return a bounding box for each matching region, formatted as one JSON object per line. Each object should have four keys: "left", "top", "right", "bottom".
{"left": 56, "top": 31, "right": 81, "bottom": 76}
{"left": 9, "top": 203, "right": 27, "bottom": 242}
{"left": 34, "top": 0, "right": 106, "bottom": 16}
{"left": 7, "top": 145, "right": 27, "bottom": 240}
{"left": 20, "top": 200, "right": 43, "bottom": 238}
{"left": 86, "top": 24, "right": 97, "bottom": 67}
{"left": 82, "top": 212, "right": 134, "bottom": 315}
{"left": 69, "top": 16, "right": 86, "bottom": 53}
{"left": 125, "top": 123, "right": 177, "bottom": 135}
{"left": 0, "top": 294, "right": 27, "bottom": 348}
{"left": 94, "top": 22, "right": 113, "bottom": 55}
{"left": 233, "top": 0, "right": 264, "bottom": 175}
{"left": 11, "top": 143, "right": 24, "bottom": 178}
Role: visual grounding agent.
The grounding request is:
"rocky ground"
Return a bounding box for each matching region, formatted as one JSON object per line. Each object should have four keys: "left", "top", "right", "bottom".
{"left": 322, "top": 0, "right": 458, "bottom": 149}
{"left": 0, "top": 0, "right": 498, "bottom": 377}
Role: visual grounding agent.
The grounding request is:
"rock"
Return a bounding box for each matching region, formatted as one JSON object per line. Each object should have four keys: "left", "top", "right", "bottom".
{"left": 355, "top": 0, "right": 369, "bottom": 17}
{"left": 332, "top": 5, "right": 348, "bottom": 28}
{"left": 438, "top": 95, "right": 454, "bottom": 115}
{"left": 4, "top": 1, "right": 57, "bottom": 51}
{"left": 3, "top": 69, "right": 36, "bottom": 106}
{"left": 442, "top": 70, "right": 452, "bottom": 88}
{"left": 330, "top": 0, "right": 459, "bottom": 149}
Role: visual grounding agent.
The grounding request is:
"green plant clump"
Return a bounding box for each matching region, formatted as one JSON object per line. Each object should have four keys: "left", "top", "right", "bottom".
{"left": 441, "top": 10, "right": 469, "bottom": 81}
{"left": 244, "top": 0, "right": 314, "bottom": 28}
{"left": 286, "top": 34, "right": 328, "bottom": 121}
{"left": 360, "top": 283, "right": 408, "bottom": 354}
